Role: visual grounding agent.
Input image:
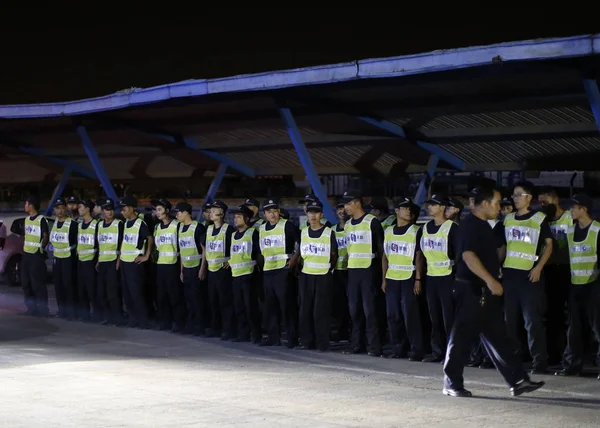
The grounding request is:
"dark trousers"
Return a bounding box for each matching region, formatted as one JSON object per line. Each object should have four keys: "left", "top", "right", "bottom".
{"left": 544, "top": 264, "right": 570, "bottom": 363}
{"left": 504, "top": 269, "right": 548, "bottom": 368}
{"left": 156, "top": 263, "right": 186, "bottom": 330}
{"left": 120, "top": 261, "right": 148, "bottom": 327}
{"left": 426, "top": 275, "right": 455, "bottom": 359}
{"left": 347, "top": 265, "right": 381, "bottom": 354}
{"left": 182, "top": 266, "right": 205, "bottom": 334}
{"left": 53, "top": 256, "right": 75, "bottom": 319}
{"left": 208, "top": 267, "right": 236, "bottom": 338}
{"left": 77, "top": 260, "right": 97, "bottom": 321}
{"left": 21, "top": 253, "right": 48, "bottom": 316}
{"left": 299, "top": 272, "right": 331, "bottom": 350}
{"left": 263, "top": 268, "right": 298, "bottom": 344}
{"left": 232, "top": 272, "right": 262, "bottom": 341}
{"left": 145, "top": 260, "right": 158, "bottom": 319}
{"left": 386, "top": 277, "right": 424, "bottom": 358}
{"left": 444, "top": 281, "right": 528, "bottom": 390}
{"left": 97, "top": 260, "right": 123, "bottom": 324}
{"left": 332, "top": 269, "right": 350, "bottom": 341}
{"left": 563, "top": 282, "right": 600, "bottom": 370}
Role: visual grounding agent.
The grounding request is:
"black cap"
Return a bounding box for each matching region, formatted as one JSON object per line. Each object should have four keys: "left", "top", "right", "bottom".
{"left": 234, "top": 205, "right": 253, "bottom": 218}
{"left": 299, "top": 193, "right": 317, "bottom": 204}
{"left": 341, "top": 190, "right": 362, "bottom": 202}
{"left": 500, "top": 197, "right": 513, "bottom": 206}
{"left": 448, "top": 197, "right": 464, "bottom": 211}
{"left": 425, "top": 193, "right": 449, "bottom": 205}
{"left": 335, "top": 200, "right": 345, "bottom": 208}
{"left": 202, "top": 201, "right": 212, "bottom": 211}
{"left": 262, "top": 198, "right": 280, "bottom": 210}
{"left": 243, "top": 198, "right": 260, "bottom": 208}
{"left": 280, "top": 208, "right": 290, "bottom": 220}
{"left": 367, "top": 196, "right": 389, "bottom": 211}
{"left": 570, "top": 193, "right": 593, "bottom": 210}
{"left": 78, "top": 199, "right": 95, "bottom": 210}
{"left": 118, "top": 196, "right": 137, "bottom": 208}
{"left": 53, "top": 197, "right": 67, "bottom": 207}
{"left": 174, "top": 202, "right": 192, "bottom": 214}
{"left": 151, "top": 198, "right": 172, "bottom": 211}
{"left": 100, "top": 198, "right": 115, "bottom": 210}
{"left": 66, "top": 196, "right": 78, "bottom": 204}
{"left": 395, "top": 197, "right": 413, "bottom": 208}
{"left": 210, "top": 200, "right": 228, "bottom": 212}
{"left": 306, "top": 200, "right": 323, "bottom": 212}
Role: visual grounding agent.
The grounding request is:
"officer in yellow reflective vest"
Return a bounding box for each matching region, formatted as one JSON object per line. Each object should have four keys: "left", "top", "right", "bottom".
{"left": 538, "top": 186, "right": 574, "bottom": 364}
{"left": 258, "top": 197, "right": 300, "bottom": 347}
{"left": 49, "top": 197, "right": 78, "bottom": 319}
{"left": 332, "top": 200, "right": 351, "bottom": 342}
{"left": 299, "top": 194, "right": 332, "bottom": 230}
{"left": 341, "top": 191, "right": 385, "bottom": 357}
{"left": 175, "top": 202, "right": 207, "bottom": 336}
{"left": 96, "top": 198, "right": 124, "bottom": 325}
{"left": 200, "top": 200, "right": 236, "bottom": 339}
{"left": 152, "top": 198, "right": 186, "bottom": 333}
{"left": 556, "top": 193, "right": 600, "bottom": 380}
{"left": 382, "top": 198, "right": 425, "bottom": 360}
{"left": 22, "top": 195, "right": 50, "bottom": 316}
{"left": 367, "top": 196, "right": 396, "bottom": 231}
{"left": 76, "top": 199, "right": 99, "bottom": 321}
{"left": 502, "top": 181, "right": 553, "bottom": 373}
{"left": 421, "top": 193, "right": 459, "bottom": 363}
{"left": 230, "top": 205, "right": 262, "bottom": 343}
{"left": 119, "top": 196, "right": 154, "bottom": 329}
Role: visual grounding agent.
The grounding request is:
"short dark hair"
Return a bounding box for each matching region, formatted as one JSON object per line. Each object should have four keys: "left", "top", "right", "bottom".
{"left": 513, "top": 180, "right": 535, "bottom": 196}
{"left": 538, "top": 186, "right": 558, "bottom": 198}
{"left": 472, "top": 186, "right": 499, "bottom": 206}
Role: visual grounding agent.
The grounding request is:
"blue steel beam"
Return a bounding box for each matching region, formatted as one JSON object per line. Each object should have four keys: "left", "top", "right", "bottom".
{"left": 583, "top": 78, "right": 600, "bottom": 131}
{"left": 204, "top": 163, "right": 227, "bottom": 203}
{"left": 45, "top": 167, "right": 72, "bottom": 216}
{"left": 75, "top": 125, "right": 119, "bottom": 202}
{"left": 414, "top": 155, "right": 439, "bottom": 206}
{"left": 279, "top": 108, "right": 336, "bottom": 224}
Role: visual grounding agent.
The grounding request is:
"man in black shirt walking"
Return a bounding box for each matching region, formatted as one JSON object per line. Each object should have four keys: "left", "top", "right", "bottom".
{"left": 443, "top": 187, "right": 545, "bottom": 397}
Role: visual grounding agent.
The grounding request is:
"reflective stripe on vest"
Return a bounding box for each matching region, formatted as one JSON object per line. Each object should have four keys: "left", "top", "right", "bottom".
{"left": 334, "top": 226, "right": 348, "bottom": 270}
{"left": 120, "top": 218, "right": 145, "bottom": 262}
{"left": 252, "top": 218, "right": 265, "bottom": 230}
{"left": 206, "top": 223, "right": 230, "bottom": 272}
{"left": 503, "top": 211, "right": 546, "bottom": 271}
{"left": 421, "top": 220, "right": 454, "bottom": 277}
{"left": 259, "top": 219, "right": 289, "bottom": 271}
{"left": 567, "top": 221, "right": 600, "bottom": 285}
{"left": 155, "top": 220, "right": 179, "bottom": 265}
{"left": 300, "top": 226, "right": 332, "bottom": 275}
{"left": 382, "top": 214, "right": 396, "bottom": 231}
{"left": 179, "top": 221, "right": 202, "bottom": 269}
{"left": 24, "top": 215, "right": 44, "bottom": 254}
{"left": 230, "top": 228, "right": 256, "bottom": 277}
{"left": 98, "top": 219, "right": 121, "bottom": 263}
{"left": 50, "top": 218, "right": 74, "bottom": 259}
{"left": 549, "top": 210, "right": 574, "bottom": 265}
{"left": 384, "top": 224, "right": 419, "bottom": 281}
{"left": 345, "top": 214, "right": 375, "bottom": 269}
{"left": 77, "top": 219, "right": 98, "bottom": 261}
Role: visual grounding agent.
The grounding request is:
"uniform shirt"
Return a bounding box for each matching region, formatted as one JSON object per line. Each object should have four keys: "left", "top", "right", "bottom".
{"left": 125, "top": 218, "right": 150, "bottom": 250}
{"left": 263, "top": 220, "right": 300, "bottom": 255}
{"left": 306, "top": 225, "right": 338, "bottom": 254}
{"left": 178, "top": 222, "right": 206, "bottom": 254}
{"left": 492, "top": 221, "right": 505, "bottom": 249}
{"left": 233, "top": 227, "right": 261, "bottom": 259}
{"left": 424, "top": 220, "right": 459, "bottom": 261}
{"left": 95, "top": 219, "right": 125, "bottom": 248}
{"left": 349, "top": 213, "right": 384, "bottom": 257}
{"left": 572, "top": 222, "right": 600, "bottom": 259}
{"left": 56, "top": 218, "right": 79, "bottom": 249}
{"left": 203, "top": 223, "right": 235, "bottom": 257}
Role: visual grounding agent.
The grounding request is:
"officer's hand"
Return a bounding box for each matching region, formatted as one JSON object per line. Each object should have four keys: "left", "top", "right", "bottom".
{"left": 414, "top": 280, "right": 422, "bottom": 296}
{"left": 223, "top": 262, "right": 230, "bottom": 270}
{"left": 528, "top": 266, "right": 542, "bottom": 283}
{"left": 180, "top": 271, "right": 184, "bottom": 282}
{"left": 381, "top": 280, "right": 387, "bottom": 293}
{"left": 116, "top": 260, "right": 120, "bottom": 271}
{"left": 486, "top": 279, "right": 504, "bottom": 296}
{"left": 95, "top": 262, "right": 100, "bottom": 273}
{"left": 198, "top": 267, "right": 207, "bottom": 281}
{"left": 134, "top": 255, "right": 148, "bottom": 264}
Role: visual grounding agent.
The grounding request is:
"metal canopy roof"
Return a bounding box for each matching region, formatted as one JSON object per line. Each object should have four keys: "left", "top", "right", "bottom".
{"left": 0, "top": 34, "right": 599, "bottom": 183}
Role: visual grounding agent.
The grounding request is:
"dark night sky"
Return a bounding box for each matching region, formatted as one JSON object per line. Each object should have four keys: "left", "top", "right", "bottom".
{"left": 1, "top": 8, "right": 598, "bottom": 104}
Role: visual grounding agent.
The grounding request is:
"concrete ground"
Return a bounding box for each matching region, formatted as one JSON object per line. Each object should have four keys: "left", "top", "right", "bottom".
{"left": 1, "top": 284, "right": 599, "bottom": 428}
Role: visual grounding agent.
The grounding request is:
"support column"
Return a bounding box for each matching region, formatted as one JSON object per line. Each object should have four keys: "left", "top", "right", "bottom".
{"left": 279, "top": 107, "right": 336, "bottom": 223}
{"left": 414, "top": 154, "right": 439, "bottom": 206}
{"left": 74, "top": 124, "right": 119, "bottom": 202}
{"left": 204, "top": 163, "right": 227, "bottom": 203}
{"left": 44, "top": 167, "right": 72, "bottom": 216}
{"left": 583, "top": 78, "right": 600, "bottom": 130}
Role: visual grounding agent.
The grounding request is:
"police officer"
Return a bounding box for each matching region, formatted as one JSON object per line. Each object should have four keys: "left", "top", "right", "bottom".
{"left": 341, "top": 191, "right": 384, "bottom": 357}
{"left": 96, "top": 198, "right": 124, "bottom": 325}
{"left": 382, "top": 198, "right": 424, "bottom": 361}
{"left": 76, "top": 199, "right": 99, "bottom": 321}
{"left": 243, "top": 198, "right": 264, "bottom": 229}
{"left": 421, "top": 193, "right": 458, "bottom": 363}
{"left": 119, "top": 196, "right": 153, "bottom": 329}
{"left": 153, "top": 198, "right": 186, "bottom": 333}
{"left": 49, "top": 197, "right": 78, "bottom": 319}
{"left": 258, "top": 197, "right": 300, "bottom": 347}
{"left": 367, "top": 197, "right": 396, "bottom": 230}
{"left": 556, "top": 193, "right": 600, "bottom": 379}
{"left": 201, "top": 200, "right": 236, "bottom": 340}
{"left": 230, "top": 205, "right": 262, "bottom": 343}
{"left": 199, "top": 202, "right": 212, "bottom": 227}
{"left": 443, "top": 186, "right": 544, "bottom": 397}
{"left": 445, "top": 197, "right": 464, "bottom": 224}
{"left": 332, "top": 200, "right": 351, "bottom": 342}
{"left": 299, "top": 194, "right": 332, "bottom": 230}
{"left": 297, "top": 199, "right": 337, "bottom": 351}
{"left": 67, "top": 196, "right": 82, "bottom": 224}
{"left": 502, "top": 181, "right": 553, "bottom": 373}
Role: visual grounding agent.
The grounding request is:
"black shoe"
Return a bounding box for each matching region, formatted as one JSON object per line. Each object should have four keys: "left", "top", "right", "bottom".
{"left": 510, "top": 379, "right": 545, "bottom": 396}
{"left": 296, "top": 344, "right": 315, "bottom": 350}
{"left": 530, "top": 366, "right": 547, "bottom": 375}
{"left": 467, "top": 360, "right": 482, "bottom": 368}
{"left": 259, "top": 339, "right": 281, "bottom": 347}
{"left": 387, "top": 353, "right": 407, "bottom": 359}
{"left": 554, "top": 368, "right": 582, "bottom": 377}
{"left": 368, "top": 351, "right": 383, "bottom": 357}
{"left": 443, "top": 387, "right": 472, "bottom": 398}
{"left": 423, "top": 355, "right": 443, "bottom": 363}
{"left": 479, "top": 361, "right": 494, "bottom": 369}
{"left": 343, "top": 347, "right": 364, "bottom": 355}
{"left": 408, "top": 356, "right": 424, "bottom": 362}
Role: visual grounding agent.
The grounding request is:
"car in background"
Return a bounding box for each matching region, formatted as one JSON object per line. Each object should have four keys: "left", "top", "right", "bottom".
{"left": 0, "top": 215, "right": 54, "bottom": 286}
